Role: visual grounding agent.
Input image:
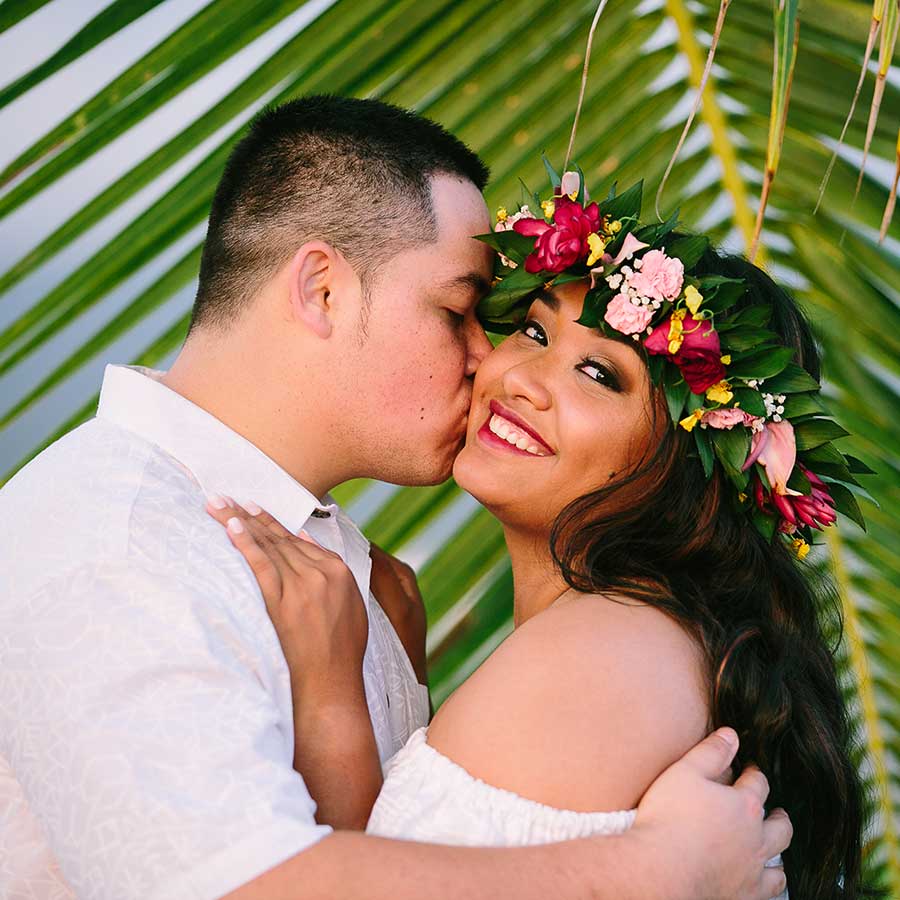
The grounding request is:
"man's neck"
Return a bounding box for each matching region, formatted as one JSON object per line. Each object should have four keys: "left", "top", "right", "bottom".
{"left": 161, "top": 333, "right": 343, "bottom": 499}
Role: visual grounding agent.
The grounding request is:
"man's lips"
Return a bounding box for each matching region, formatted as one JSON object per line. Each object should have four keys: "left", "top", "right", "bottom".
{"left": 488, "top": 400, "right": 554, "bottom": 454}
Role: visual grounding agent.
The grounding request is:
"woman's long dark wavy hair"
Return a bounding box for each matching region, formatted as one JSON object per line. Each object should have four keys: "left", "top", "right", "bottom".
{"left": 550, "top": 241, "right": 885, "bottom": 900}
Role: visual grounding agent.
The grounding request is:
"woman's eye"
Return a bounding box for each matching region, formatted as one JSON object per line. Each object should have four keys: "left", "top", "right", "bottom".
{"left": 446, "top": 309, "right": 466, "bottom": 327}
{"left": 520, "top": 319, "right": 547, "bottom": 345}
{"left": 578, "top": 359, "right": 621, "bottom": 391}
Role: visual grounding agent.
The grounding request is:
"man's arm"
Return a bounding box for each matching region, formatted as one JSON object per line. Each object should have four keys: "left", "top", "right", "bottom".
{"left": 222, "top": 729, "right": 792, "bottom": 900}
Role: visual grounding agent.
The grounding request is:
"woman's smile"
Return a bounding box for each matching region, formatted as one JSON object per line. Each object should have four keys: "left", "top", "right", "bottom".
{"left": 476, "top": 399, "right": 556, "bottom": 458}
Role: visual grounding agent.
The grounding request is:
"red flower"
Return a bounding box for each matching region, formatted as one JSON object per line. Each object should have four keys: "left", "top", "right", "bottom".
{"left": 513, "top": 196, "right": 602, "bottom": 273}
{"left": 643, "top": 312, "right": 726, "bottom": 394}
{"left": 754, "top": 467, "right": 837, "bottom": 532}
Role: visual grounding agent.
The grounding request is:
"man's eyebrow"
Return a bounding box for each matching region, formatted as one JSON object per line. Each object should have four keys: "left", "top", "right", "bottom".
{"left": 530, "top": 288, "right": 559, "bottom": 312}
{"left": 440, "top": 272, "right": 493, "bottom": 296}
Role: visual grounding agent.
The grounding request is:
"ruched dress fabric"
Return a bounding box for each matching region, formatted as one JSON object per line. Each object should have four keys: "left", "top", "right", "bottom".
{"left": 366, "top": 726, "right": 637, "bottom": 845}
{"left": 367, "top": 726, "right": 789, "bottom": 900}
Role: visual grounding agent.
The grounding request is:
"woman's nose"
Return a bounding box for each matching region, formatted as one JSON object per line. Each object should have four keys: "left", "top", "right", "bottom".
{"left": 501, "top": 357, "right": 553, "bottom": 411}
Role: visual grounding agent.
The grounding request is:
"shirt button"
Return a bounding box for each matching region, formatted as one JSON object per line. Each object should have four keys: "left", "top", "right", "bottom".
{"left": 310, "top": 508, "right": 331, "bottom": 518}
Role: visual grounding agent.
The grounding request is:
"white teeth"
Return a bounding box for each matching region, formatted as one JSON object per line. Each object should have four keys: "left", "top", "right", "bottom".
{"left": 488, "top": 413, "right": 547, "bottom": 456}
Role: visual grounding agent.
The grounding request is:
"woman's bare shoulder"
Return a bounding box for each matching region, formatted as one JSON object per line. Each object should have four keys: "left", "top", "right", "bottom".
{"left": 426, "top": 591, "right": 711, "bottom": 813}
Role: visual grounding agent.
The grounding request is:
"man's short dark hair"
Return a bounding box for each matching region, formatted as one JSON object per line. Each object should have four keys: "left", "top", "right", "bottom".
{"left": 190, "top": 94, "right": 490, "bottom": 331}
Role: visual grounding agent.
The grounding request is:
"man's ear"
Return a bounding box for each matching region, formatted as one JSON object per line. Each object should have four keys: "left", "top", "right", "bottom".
{"left": 287, "top": 242, "right": 336, "bottom": 339}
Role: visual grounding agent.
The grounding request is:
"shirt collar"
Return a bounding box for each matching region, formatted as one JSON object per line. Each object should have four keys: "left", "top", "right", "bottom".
{"left": 97, "top": 364, "right": 334, "bottom": 537}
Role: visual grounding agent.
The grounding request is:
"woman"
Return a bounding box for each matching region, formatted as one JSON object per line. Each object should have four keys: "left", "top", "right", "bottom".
{"left": 208, "top": 178, "right": 880, "bottom": 899}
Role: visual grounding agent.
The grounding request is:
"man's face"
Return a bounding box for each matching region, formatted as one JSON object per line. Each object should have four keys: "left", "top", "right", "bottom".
{"left": 338, "top": 174, "right": 494, "bottom": 485}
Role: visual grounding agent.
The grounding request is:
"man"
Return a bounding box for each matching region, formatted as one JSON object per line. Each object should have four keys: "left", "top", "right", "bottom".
{"left": 0, "top": 95, "right": 791, "bottom": 900}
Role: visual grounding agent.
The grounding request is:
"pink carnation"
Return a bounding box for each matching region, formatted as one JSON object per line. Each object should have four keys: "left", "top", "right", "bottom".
{"left": 702, "top": 408, "right": 760, "bottom": 430}
{"left": 603, "top": 294, "right": 654, "bottom": 335}
{"left": 629, "top": 249, "right": 684, "bottom": 302}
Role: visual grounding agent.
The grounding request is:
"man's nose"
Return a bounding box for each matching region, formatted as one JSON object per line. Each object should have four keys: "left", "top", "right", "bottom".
{"left": 464, "top": 319, "right": 494, "bottom": 377}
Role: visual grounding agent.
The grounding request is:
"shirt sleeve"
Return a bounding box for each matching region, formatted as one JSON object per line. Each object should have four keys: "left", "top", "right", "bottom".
{"left": 0, "top": 561, "right": 332, "bottom": 900}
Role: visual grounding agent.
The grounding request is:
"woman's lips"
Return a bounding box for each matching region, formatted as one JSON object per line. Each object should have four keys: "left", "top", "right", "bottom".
{"left": 489, "top": 400, "right": 554, "bottom": 453}
{"left": 476, "top": 402, "right": 555, "bottom": 458}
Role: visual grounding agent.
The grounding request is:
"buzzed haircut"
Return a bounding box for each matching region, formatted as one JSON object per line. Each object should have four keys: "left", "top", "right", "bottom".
{"left": 190, "top": 94, "right": 490, "bottom": 331}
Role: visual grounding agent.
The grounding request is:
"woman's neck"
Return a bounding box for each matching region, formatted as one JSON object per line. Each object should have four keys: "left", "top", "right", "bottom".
{"left": 503, "top": 526, "right": 573, "bottom": 628}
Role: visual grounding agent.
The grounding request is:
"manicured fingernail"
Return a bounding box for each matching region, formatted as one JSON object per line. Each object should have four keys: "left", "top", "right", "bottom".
{"left": 208, "top": 493, "right": 227, "bottom": 509}
{"left": 244, "top": 500, "right": 262, "bottom": 516}
{"left": 227, "top": 517, "right": 245, "bottom": 534}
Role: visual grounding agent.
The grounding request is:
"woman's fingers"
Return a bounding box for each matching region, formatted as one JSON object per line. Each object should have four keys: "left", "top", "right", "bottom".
{"left": 205, "top": 495, "right": 341, "bottom": 576}
{"left": 223, "top": 516, "right": 283, "bottom": 610}
{"left": 206, "top": 497, "right": 297, "bottom": 590}
{"left": 241, "top": 501, "right": 295, "bottom": 539}
{"left": 218, "top": 496, "right": 335, "bottom": 557}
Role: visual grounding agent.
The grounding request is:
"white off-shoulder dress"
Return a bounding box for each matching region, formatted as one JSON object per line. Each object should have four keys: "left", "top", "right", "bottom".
{"left": 366, "top": 726, "right": 788, "bottom": 898}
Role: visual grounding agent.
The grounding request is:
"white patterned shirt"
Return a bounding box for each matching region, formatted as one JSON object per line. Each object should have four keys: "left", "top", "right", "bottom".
{"left": 0, "top": 364, "right": 430, "bottom": 900}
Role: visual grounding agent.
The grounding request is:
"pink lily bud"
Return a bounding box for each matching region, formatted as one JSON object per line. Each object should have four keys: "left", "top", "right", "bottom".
{"left": 742, "top": 420, "right": 797, "bottom": 495}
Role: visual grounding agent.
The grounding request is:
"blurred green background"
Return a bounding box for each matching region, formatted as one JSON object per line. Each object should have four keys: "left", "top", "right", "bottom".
{"left": 0, "top": 0, "right": 898, "bottom": 890}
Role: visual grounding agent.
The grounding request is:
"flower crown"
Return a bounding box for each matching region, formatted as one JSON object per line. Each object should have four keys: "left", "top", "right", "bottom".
{"left": 475, "top": 158, "right": 873, "bottom": 558}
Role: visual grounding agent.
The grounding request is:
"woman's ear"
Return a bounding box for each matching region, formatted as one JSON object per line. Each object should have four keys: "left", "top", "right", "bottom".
{"left": 287, "top": 242, "right": 335, "bottom": 339}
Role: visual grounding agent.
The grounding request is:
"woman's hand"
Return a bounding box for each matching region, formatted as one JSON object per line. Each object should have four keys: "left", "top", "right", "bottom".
{"left": 205, "top": 495, "right": 382, "bottom": 830}
{"left": 369, "top": 544, "right": 429, "bottom": 689}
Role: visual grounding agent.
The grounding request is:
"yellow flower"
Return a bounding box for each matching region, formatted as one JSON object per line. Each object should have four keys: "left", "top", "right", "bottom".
{"left": 586, "top": 232, "right": 607, "bottom": 266}
{"left": 790, "top": 538, "right": 810, "bottom": 560}
{"left": 683, "top": 285, "right": 703, "bottom": 315}
{"left": 738, "top": 492, "right": 748, "bottom": 503}
{"left": 496, "top": 206, "right": 508, "bottom": 223}
{"left": 608, "top": 219, "right": 622, "bottom": 234}
{"left": 667, "top": 308, "right": 686, "bottom": 354}
{"left": 706, "top": 380, "right": 733, "bottom": 405}
{"left": 679, "top": 409, "right": 704, "bottom": 432}
{"left": 541, "top": 199, "right": 555, "bottom": 219}
{"left": 720, "top": 354, "right": 731, "bottom": 365}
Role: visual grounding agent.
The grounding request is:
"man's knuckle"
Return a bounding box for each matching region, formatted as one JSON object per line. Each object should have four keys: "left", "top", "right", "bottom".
{"left": 743, "top": 792, "right": 764, "bottom": 820}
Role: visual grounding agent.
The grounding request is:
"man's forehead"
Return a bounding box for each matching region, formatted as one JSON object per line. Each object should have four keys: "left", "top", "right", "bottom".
{"left": 430, "top": 174, "right": 491, "bottom": 234}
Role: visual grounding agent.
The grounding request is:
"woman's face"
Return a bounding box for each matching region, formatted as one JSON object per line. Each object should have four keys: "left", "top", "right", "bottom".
{"left": 453, "top": 279, "right": 659, "bottom": 531}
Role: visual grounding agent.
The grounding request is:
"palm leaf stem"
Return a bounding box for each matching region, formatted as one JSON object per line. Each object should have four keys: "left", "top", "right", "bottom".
{"left": 853, "top": 0, "right": 899, "bottom": 203}
{"left": 879, "top": 126, "right": 900, "bottom": 242}
{"left": 814, "top": 1, "right": 884, "bottom": 214}
{"left": 664, "top": 0, "right": 762, "bottom": 260}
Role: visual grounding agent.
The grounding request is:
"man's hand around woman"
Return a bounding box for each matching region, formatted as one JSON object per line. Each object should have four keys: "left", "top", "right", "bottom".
{"left": 628, "top": 726, "right": 792, "bottom": 900}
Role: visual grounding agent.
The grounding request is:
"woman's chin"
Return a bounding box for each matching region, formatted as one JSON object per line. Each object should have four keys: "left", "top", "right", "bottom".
{"left": 452, "top": 443, "right": 542, "bottom": 525}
